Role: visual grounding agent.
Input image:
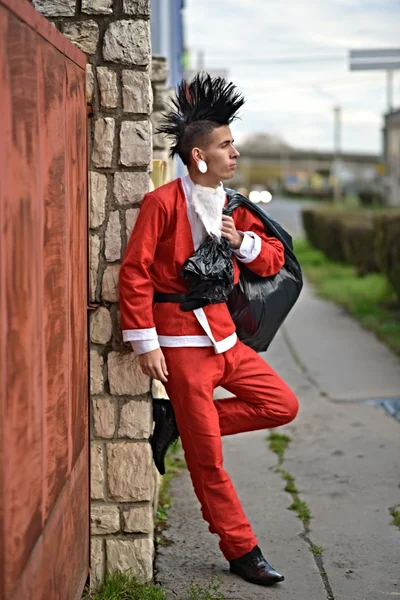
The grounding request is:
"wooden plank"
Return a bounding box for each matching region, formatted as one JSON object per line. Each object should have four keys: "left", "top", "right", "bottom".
{"left": 0, "top": 8, "right": 9, "bottom": 599}
{"left": 10, "top": 447, "right": 89, "bottom": 600}
{"left": 2, "top": 9, "right": 43, "bottom": 597}
{"left": 37, "top": 38, "right": 69, "bottom": 523}
{"left": 0, "top": 0, "right": 86, "bottom": 69}
{"left": 66, "top": 59, "right": 88, "bottom": 470}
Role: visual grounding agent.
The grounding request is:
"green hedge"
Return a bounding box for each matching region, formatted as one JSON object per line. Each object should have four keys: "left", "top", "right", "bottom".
{"left": 374, "top": 213, "right": 400, "bottom": 299}
{"left": 301, "top": 206, "right": 400, "bottom": 299}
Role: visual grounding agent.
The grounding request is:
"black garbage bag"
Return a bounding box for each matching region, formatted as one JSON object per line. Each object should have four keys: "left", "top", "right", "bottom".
{"left": 223, "top": 188, "right": 303, "bottom": 352}
{"left": 181, "top": 235, "right": 234, "bottom": 308}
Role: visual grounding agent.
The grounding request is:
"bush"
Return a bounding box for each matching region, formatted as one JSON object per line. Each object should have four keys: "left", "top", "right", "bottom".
{"left": 341, "top": 218, "right": 378, "bottom": 276}
{"left": 301, "top": 207, "right": 370, "bottom": 264}
{"left": 374, "top": 212, "right": 400, "bottom": 300}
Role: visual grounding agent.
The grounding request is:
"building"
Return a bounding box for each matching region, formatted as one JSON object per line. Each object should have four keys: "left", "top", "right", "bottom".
{"left": 384, "top": 109, "right": 400, "bottom": 206}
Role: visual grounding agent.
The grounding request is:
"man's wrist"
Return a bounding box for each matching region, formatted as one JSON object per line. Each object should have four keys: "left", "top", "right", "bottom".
{"left": 231, "top": 231, "right": 244, "bottom": 250}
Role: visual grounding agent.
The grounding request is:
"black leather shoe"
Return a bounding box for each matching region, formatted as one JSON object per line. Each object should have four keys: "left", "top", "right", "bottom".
{"left": 229, "top": 546, "right": 285, "bottom": 586}
{"left": 151, "top": 399, "right": 179, "bottom": 475}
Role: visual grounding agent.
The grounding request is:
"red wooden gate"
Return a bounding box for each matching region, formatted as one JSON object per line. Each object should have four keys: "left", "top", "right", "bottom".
{"left": 0, "top": 1, "right": 89, "bottom": 599}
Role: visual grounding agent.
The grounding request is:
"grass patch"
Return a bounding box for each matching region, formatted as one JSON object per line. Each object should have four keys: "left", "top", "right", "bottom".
{"left": 310, "top": 545, "right": 324, "bottom": 555}
{"left": 82, "top": 573, "right": 227, "bottom": 600}
{"left": 82, "top": 572, "right": 167, "bottom": 600}
{"left": 268, "top": 431, "right": 291, "bottom": 463}
{"left": 390, "top": 506, "right": 400, "bottom": 529}
{"left": 294, "top": 238, "right": 400, "bottom": 357}
{"left": 156, "top": 442, "right": 186, "bottom": 527}
{"left": 289, "top": 496, "right": 311, "bottom": 522}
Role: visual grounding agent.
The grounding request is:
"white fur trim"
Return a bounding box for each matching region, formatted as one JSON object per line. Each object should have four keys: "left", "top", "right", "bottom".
{"left": 191, "top": 181, "right": 226, "bottom": 239}
{"left": 123, "top": 328, "right": 158, "bottom": 341}
{"left": 158, "top": 335, "right": 213, "bottom": 347}
{"left": 233, "top": 231, "right": 262, "bottom": 264}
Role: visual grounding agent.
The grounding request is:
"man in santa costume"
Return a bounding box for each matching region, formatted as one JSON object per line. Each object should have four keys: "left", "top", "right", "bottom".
{"left": 119, "top": 74, "right": 299, "bottom": 587}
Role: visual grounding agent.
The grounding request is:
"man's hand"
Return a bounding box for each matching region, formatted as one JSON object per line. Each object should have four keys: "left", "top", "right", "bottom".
{"left": 221, "top": 215, "right": 244, "bottom": 250}
{"left": 139, "top": 348, "right": 169, "bottom": 382}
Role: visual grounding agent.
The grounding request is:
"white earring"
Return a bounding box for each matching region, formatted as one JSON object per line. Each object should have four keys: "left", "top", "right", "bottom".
{"left": 198, "top": 160, "right": 208, "bottom": 174}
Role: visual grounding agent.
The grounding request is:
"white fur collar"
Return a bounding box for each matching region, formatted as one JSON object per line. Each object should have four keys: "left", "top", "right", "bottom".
{"left": 190, "top": 182, "right": 226, "bottom": 239}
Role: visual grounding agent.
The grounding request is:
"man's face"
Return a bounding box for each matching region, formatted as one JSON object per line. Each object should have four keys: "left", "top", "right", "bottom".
{"left": 201, "top": 125, "right": 240, "bottom": 181}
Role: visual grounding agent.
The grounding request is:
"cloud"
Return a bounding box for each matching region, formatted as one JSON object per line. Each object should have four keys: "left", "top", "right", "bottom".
{"left": 184, "top": 0, "right": 400, "bottom": 152}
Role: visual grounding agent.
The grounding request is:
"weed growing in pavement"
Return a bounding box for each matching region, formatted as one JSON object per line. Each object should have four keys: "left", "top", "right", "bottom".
{"left": 289, "top": 496, "right": 311, "bottom": 522}
{"left": 188, "top": 576, "right": 225, "bottom": 600}
{"left": 268, "top": 431, "right": 291, "bottom": 463}
{"left": 390, "top": 506, "right": 400, "bottom": 529}
{"left": 310, "top": 545, "right": 324, "bottom": 555}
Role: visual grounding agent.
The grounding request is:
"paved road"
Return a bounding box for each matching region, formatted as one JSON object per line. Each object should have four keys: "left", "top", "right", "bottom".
{"left": 155, "top": 279, "right": 400, "bottom": 600}
{"left": 259, "top": 196, "right": 317, "bottom": 239}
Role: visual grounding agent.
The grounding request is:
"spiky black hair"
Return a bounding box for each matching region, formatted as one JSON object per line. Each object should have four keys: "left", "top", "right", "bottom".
{"left": 157, "top": 72, "right": 245, "bottom": 165}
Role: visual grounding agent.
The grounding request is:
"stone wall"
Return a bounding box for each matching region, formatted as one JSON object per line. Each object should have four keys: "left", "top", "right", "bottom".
{"left": 32, "top": 0, "right": 159, "bottom": 588}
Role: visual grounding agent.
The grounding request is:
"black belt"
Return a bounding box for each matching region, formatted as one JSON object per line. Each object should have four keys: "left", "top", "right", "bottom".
{"left": 153, "top": 292, "right": 209, "bottom": 312}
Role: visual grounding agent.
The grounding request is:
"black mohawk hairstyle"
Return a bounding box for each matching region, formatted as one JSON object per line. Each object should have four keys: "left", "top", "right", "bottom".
{"left": 157, "top": 72, "right": 245, "bottom": 159}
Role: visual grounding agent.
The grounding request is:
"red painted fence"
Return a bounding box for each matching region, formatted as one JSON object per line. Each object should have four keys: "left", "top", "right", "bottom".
{"left": 0, "top": 1, "right": 89, "bottom": 598}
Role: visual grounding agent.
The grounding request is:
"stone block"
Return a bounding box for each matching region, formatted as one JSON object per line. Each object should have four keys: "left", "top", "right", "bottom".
{"left": 122, "top": 0, "right": 150, "bottom": 15}
{"left": 97, "top": 67, "right": 118, "bottom": 109}
{"left": 93, "top": 396, "right": 115, "bottom": 438}
{"left": 101, "top": 265, "right": 120, "bottom": 302}
{"left": 108, "top": 351, "right": 150, "bottom": 396}
{"left": 122, "top": 71, "right": 152, "bottom": 114}
{"left": 106, "top": 538, "right": 153, "bottom": 582}
{"left": 123, "top": 504, "right": 153, "bottom": 534}
{"left": 33, "top": 0, "right": 75, "bottom": 17}
{"left": 82, "top": 0, "right": 112, "bottom": 14}
{"left": 92, "top": 118, "right": 115, "bottom": 168}
{"left": 113, "top": 172, "right": 148, "bottom": 206}
{"left": 89, "top": 233, "right": 101, "bottom": 301}
{"left": 103, "top": 20, "right": 150, "bottom": 66}
{"left": 152, "top": 83, "right": 171, "bottom": 111}
{"left": 89, "top": 172, "right": 107, "bottom": 229}
{"left": 126, "top": 208, "right": 139, "bottom": 240}
{"left": 62, "top": 20, "right": 99, "bottom": 54}
{"left": 91, "top": 505, "right": 120, "bottom": 534}
{"left": 90, "top": 350, "right": 104, "bottom": 394}
{"left": 90, "top": 538, "right": 104, "bottom": 590}
{"left": 151, "top": 112, "right": 167, "bottom": 150}
{"left": 151, "top": 56, "right": 168, "bottom": 83}
{"left": 120, "top": 121, "right": 151, "bottom": 167}
{"left": 105, "top": 211, "right": 121, "bottom": 262}
{"left": 86, "top": 63, "right": 95, "bottom": 105}
{"left": 107, "top": 442, "right": 153, "bottom": 501}
{"left": 119, "top": 398, "right": 151, "bottom": 439}
{"left": 91, "top": 444, "right": 105, "bottom": 500}
{"left": 90, "top": 306, "right": 112, "bottom": 344}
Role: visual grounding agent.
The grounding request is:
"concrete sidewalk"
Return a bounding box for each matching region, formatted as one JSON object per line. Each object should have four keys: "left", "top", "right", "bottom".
{"left": 155, "top": 280, "right": 400, "bottom": 600}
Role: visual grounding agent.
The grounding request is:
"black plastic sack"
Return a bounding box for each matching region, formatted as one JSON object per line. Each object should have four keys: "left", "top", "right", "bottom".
{"left": 181, "top": 235, "right": 234, "bottom": 306}
{"left": 223, "top": 188, "right": 303, "bottom": 352}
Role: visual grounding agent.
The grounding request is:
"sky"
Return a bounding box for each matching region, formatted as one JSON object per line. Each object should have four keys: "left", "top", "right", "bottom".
{"left": 183, "top": 0, "right": 400, "bottom": 154}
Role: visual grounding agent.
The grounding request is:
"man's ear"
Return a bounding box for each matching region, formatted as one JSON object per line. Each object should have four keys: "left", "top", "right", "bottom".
{"left": 192, "top": 147, "right": 204, "bottom": 164}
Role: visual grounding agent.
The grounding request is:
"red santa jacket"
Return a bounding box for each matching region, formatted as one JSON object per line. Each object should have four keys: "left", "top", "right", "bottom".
{"left": 119, "top": 177, "right": 285, "bottom": 354}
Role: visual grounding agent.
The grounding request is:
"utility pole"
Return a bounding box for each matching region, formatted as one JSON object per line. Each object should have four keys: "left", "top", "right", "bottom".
{"left": 387, "top": 70, "right": 394, "bottom": 112}
{"left": 333, "top": 105, "right": 342, "bottom": 203}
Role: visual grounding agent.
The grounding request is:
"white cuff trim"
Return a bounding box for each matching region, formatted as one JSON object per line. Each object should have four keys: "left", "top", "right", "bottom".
{"left": 130, "top": 339, "right": 160, "bottom": 355}
{"left": 123, "top": 328, "right": 158, "bottom": 342}
{"left": 233, "top": 231, "right": 262, "bottom": 264}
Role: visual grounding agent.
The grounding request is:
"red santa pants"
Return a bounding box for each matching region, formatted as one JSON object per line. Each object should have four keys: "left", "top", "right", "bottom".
{"left": 162, "top": 340, "right": 299, "bottom": 561}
